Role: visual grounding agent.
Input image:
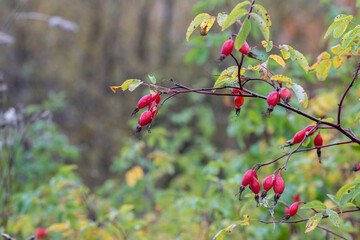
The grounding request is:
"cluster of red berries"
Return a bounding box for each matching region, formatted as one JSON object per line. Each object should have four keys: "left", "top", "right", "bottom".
{"left": 220, "top": 39, "right": 258, "bottom": 61}
{"left": 239, "top": 170, "right": 285, "bottom": 206}
{"left": 284, "top": 201, "right": 299, "bottom": 220}
{"left": 266, "top": 88, "right": 292, "bottom": 114}
{"left": 232, "top": 88, "right": 245, "bottom": 115}
{"left": 132, "top": 93, "right": 161, "bottom": 133}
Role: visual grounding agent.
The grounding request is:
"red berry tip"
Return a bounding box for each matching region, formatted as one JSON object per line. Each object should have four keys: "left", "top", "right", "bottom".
{"left": 239, "top": 41, "right": 250, "bottom": 55}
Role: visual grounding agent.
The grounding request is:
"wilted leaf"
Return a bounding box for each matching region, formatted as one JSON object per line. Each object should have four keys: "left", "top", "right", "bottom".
{"left": 260, "top": 60, "right": 269, "bottom": 80}
{"left": 217, "top": 13, "right": 228, "bottom": 27}
{"left": 269, "top": 54, "right": 285, "bottom": 68}
{"left": 234, "top": 19, "right": 251, "bottom": 50}
{"left": 301, "top": 200, "right": 327, "bottom": 209}
{"left": 186, "top": 13, "right": 211, "bottom": 41}
{"left": 110, "top": 79, "right": 143, "bottom": 93}
{"left": 305, "top": 213, "right": 322, "bottom": 233}
{"left": 222, "top": 2, "right": 250, "bottom": 31}
{"left": 291, "top": 83, "right": 308, "bottom": 108}
{"left": 270, "top": 74, "right": 292, "bottom": 83}
{"left": 326, "top": 209, "right": 340, "bottom": 227}
{"left": 200, "top": 17, "right": 216, "bottom": 36}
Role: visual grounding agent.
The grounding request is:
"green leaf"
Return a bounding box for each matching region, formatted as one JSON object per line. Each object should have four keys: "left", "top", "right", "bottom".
{"left": 234, "top": 19, "right": 251, "bottom": 50}
{"left": 270, "top": 74, "right": 292, "bottom": 83}
{"left": 186, "top": 13, "right": 211, "bottom": 41}
{"left": 213, "top": 66, "right": 238, "bottom": 89}
{"left": 336, "top": 182, "right": 358, "bottom": 200}
{"left": 305, "top": 213, "right": 323, "bottom": 233}
{"left": 290, "top": 83, "right": 308, "bottom": 108}
{"left": 222, "top": 2, "right": 250, "bottom": 31}
{"left": 333, "top": 21, "right": 350, "bottom": 38}
{"left": 217, "top": 13, "right": 228, "bottom": 27}
{"left": 315, "top": 60, "right": 331, "bottom": 81}
{"left": 326, "top": 209, "right": 341, "bottom": 227}
{"left": 301, "top": 200, "right": 327, "bottom": 209}
{"left": 293, "top": 50, "right": 309, "bottom": 72}
{"left": 148, "top": 75, "right": 156, "bottom": 84}
{"left": 339, "top": 192, "right": 354, "bottom": 211}
{"left": 340, "top": 26, "right": 360, "bottom": 51}
{"left": 280, "top": 46, "right": 290, "bottom": 60}
{"left": 327, "top": 194, "right": 339, "bottom": 206}
{"left": 324, "top": 14, "right": 353, "bottom": 39}
{"left": 250, "top": 12, "right": 270, "bottom": 40}
{"left": 225, "top": 223, "right": 238, "bottom": 232}
{"left": 280, "top": 45, "right": 309, "bottom": 72}
{"left": 212, "top": 229, "right": 226, "bottom": 240}
{"left": 110, "top": 79, "right": 143, "bottom": 93}
{"left": 252, "top": 4, "right": 271, "bottom": 27}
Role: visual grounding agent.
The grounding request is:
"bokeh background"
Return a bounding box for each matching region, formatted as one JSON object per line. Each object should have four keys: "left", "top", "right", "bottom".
{"left": 1, "top": 0, "right": 360, "bottom": 239}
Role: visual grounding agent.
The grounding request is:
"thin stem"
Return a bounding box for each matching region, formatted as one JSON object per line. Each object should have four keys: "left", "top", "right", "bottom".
{"left": 316, "top": 225, "right": 347, "bottom": 240}
{"left": 337, "top": 63, "right": 360, "bottom": 125}
{"left": 230, "top": 53, "right": 244, "bottom": 89}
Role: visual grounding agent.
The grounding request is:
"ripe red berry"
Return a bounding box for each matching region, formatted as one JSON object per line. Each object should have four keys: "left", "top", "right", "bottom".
{"left": 232, "top": 88, "right": 240, "bottom": 94}
{"left": 289, "top": 202, "right": 299, "bottom": 217}
{"left": 358, "top": 163, "right": 360, "bottom": 171}
{"left": 304, "top": 125, "right": 316, "bottom": 136}
{"left": 292, "top": 129, "right": 306, "bottom": 144}
{"left": 249, "top": 176, "right": 261, "bottom": 206}
{"left": 239, "top": 41, "right": 250, "bottom": 55}
{"left": 220, "top": 39, "right": 234, "bottom": 60}
{"left": 285, "top": 207, "right": 290, "bottom": 216}
{"left": 152, "top": 93, "right": 161, "bottom": 104}
{"left": 280, "top": 88, "right": 291, "bottom": 104}
{"left": 234, "top": 93, "right": 245, "bottom": 116}
{"left": 239, "top": 169, "right": 257, "bottom": 200}
{"left": 314, "top": 133, "right": 323, "bottom": 162}
{"left": 293, "top": 194, "right": 301, "bottom": 202}
{"left": 267, "top": 91, "right": 280, "bottom": 113}
{"left": 261, "top": 174, "right": 275, "bottom": 199}
{"left": 148, "top": 101, "right": 159, "bottom": 118}
{"left": 35, "top": 228, "right": 47, "bottom": 238}
{"left": 132, "top": 94, "right": 154, "bottom": 115}
{"left": 136, "top": 110, "right": 153, "bottom": 133}
{"left": 273, "top": 173, "right": 285, "bottom": 205}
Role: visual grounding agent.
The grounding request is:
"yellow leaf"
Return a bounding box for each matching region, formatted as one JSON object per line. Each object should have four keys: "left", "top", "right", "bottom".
{"left": 333, "top": 56, "right": 344, "bottom": 69}
{"left": 308, "top": 62, "right": 318, "bottom": 72}
{"left": 270, "top": 74, "right": 292, "bottom": 83}
{"left": 317, "top": 51, "right": 331, "bottom": 61}
{"left": 110, "top": 86, "right": 121, "bottom": 93}
{"left": 48, "top": 222, "right": 69, "bottom": 232}
{"left": 305, "top": 213, "right": 323, "bottom": 233}
{"left": 126, "top": 166, "right": 144, "bottom": 187}
{"left": 186, "top": 13, "right": 211, "bottom": 41}
{"left": 238, "top": 214, "right": 250, "bottom": 226}
{"left": 199, "top": 17, "right": 216, "bottom": 36}
{"left": 269, "top": 54, "right": 286, "bottom": 68}
{"left": 330, "top": 44, "right": 341, "bottom": 54}
{"left": 322, "top": 117, "right": 334, "bottom": 123}
{"left": 316, "top": 60, "right": 332, "bottom": 81}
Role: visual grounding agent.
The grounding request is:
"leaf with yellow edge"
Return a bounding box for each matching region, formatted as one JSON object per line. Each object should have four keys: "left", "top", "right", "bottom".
{"left": 261, "top": 40, "right": 273, "bottom": 52}
{"left": 213, "top": 66, "right": 238, "bottom": 89}
{"left": 333, "top": 56, "right": 344, "bottom": 69}
{"left": 269, "top": 54, "right": 285, "bottom": 68}
{"left": 217, "top": 13, "right": 228, "bottom": 27}
{"left": 280, "top": 46, "right": 290, "bottom": 60}
{"left": 316, "top": 60, "right": 332, "bottom": 81}
{"left": 48, "top": 222, "right": 69, "bottom": 232}
{"left": 186, "top": 13, "right": 211, "bottom": 41}
{"left": 270, "top": 74, "right": 292, "bottom": 83}
{"left": 308, "top": 62, "right": 318, "bottom": 72}
{"left": 200, "top": 17, "right": 216, "bottom": 36}
{"left": 222, "top": 1, "right": 250, "bottom": 31}
{"left": 125, "top": 166, "right": 144, "bottom": 187}
{"left": 237, "top": 214, "right": 250, "bottom": 226}
{"left": 305, "top": 213, "right": 322, "bottom": 233}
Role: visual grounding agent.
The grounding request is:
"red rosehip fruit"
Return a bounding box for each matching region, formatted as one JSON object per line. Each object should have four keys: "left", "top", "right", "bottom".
{"left": 280, "top": 88, "right": 291, "bottom": 104}
{"left": 273, "top": 173, "right": 285, "bottom": 205}
{"left": 285, "top": 207, "right": 290, "bottom": 216}
{"left": 267, "top": 91, "right": 280, "bottom": 113}
{"left": 220, "top": 39, "right": 234, "bottom": 61}
{"left": 304, "top": 125, "right": 316, "bottom": 136}
{"left": 152, "top": 93, "right": 161, "bottom": 104}
{"left": 293, "top": 194, "right": 301, "bottom": 202}
{"left": 291, "top": 129, "right": 306, "bottom": 144}
{"left": 239, "top": 41, "right": 250, "bottom": 55}
{"left": 239, "top": 169, "right": 257, "bottom": 200}
{"left": 314, "top": 133, "right": 323, "bottom": 162}
{"left": 132, "top": 94, "right": 154, "bottom": 115}
{"left": 136, "top": 110, "right": 153, "bottom": 133}
{"left": 249, "top": 176, "right": 261, "bottom": 206}
{"left": 232, "top": 88, "right": 240, "bottom": 94}
{"left": 234, "top": 90, "right": 245, "bottom": 115}
{"left": 261, "top": 174, "right": 275, "bottom": 199}
{"left": 35, "top": 228, "right": 48, "bottom": 238}
{"left": 289, "top": 202, "right": 299, "bottom": 217}
{"left": 148, "top": 101, "right": 159, "bottom": 118}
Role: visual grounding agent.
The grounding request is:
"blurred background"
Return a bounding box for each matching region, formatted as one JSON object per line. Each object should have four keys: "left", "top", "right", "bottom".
{"left": 1, "top": 0, "right": 360, "bottom": 239}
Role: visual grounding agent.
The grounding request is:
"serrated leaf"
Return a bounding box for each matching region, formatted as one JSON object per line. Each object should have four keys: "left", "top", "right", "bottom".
{"left": 333, "top": 56, "right": 344, "bottom": 69}
{"left": 217, "top": 13, "right": 228, "bottom": 27}
{"left": 301, "top": 200, "right": 327, "bottom": 209}
{"left": 212, "top": 229, "right": 226, "bottom": 240}
{"left": 250, "top": 12, "right": 270, "bottom": 40}
{"left": 326, "top": 209, "right": 340, "bottom": 227}
{"left": 327, "top": 194, "right": 339, "bottom": 206}
{"left": 291, "top": 83, "right": 308, "bottom": 108}
{"left": 200, "top": 17, "right": 216, "bottom": 36}
{"left": 324, "top": 14, "right": 353, "bottom": 39}
{"left": 186, "top": 13, "right": 211, "bottom": 41}
{"left": 269, "top": 54, "right": 285, "bottom": 68}
{"left": 305, "top": 213, "right": 322, "bottom": 233}
{"left": 252, "top": 4, "right": 271, "bottom": 27}
{"left": 270, "top": 74, "right": 292, "bottom": 83}
{"left": 222, "top": 2, "right": 250, "bottom": 31}
{"left": 333, "top": 21, "right": 350, "bottom": 38}
{"left": 234, "top": 19, "right": 251, "bottom": 50}
{"left": 148, "top": 75, "right": 156, "bottom": 84}
{"left": 316, "top": 60, "right": 331, "bottom": 81}
{"left": 110, "top": 79, "right": 143, "bottom": 93}
{"left": 336, "top": 182, "right": 357, "bottom": 200}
